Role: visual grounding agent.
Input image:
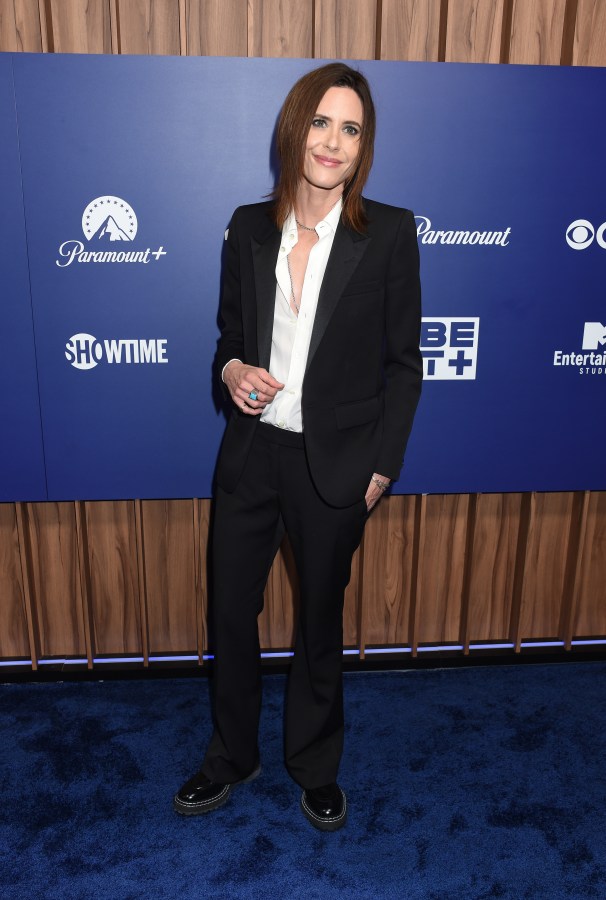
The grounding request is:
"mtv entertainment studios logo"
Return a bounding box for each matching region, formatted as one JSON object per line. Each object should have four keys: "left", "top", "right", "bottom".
{"left": 421, "top": 318, "right": 479, "bottom": 380}
{"left": 56, "top": 196, "right": 167, "bottom": 267}
{"left": 65, "top": 333, "right": 168, "bottom": 370}
{"left": 565, "top": 219, "right": 606, "bottom": 250}
{"left": 553, "top": 323, "right": 606, "bottom": 376}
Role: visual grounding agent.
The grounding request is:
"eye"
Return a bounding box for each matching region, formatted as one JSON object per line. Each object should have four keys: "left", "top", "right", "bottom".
{"left": 311, "top": 117, "right": 327, "bottom": 128}
{"left": 343, "top": 125, "right": 360, "bottom": 136}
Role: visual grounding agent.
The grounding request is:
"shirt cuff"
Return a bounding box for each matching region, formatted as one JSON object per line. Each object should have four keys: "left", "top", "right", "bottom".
{"left": 221, "top": 358, "right": 242, "bottom": 382}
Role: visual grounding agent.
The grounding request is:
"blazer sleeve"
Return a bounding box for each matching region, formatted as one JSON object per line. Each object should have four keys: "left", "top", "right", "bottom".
{"left": 375, "top": 208, "right": 423, "bottom": 481}
{"left": 215, "top": 208, "right": 245, "bottom": 380}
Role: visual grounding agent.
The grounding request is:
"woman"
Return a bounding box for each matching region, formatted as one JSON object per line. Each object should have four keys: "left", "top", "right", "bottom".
{"left": 174, "top": 62, "right": 422, "bottom": 831}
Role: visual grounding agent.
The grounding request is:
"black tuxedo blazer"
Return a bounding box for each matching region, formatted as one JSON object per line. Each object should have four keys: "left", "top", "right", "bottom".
{"left": 215, "top": 197, "right": 422, "bottom": 508}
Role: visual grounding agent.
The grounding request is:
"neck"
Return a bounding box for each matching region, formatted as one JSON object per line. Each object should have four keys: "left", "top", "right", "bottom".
{"left": 295, "top": 182, "right": 343, "bottom": 227}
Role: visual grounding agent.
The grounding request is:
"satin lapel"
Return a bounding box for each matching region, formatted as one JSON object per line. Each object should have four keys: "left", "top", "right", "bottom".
{"left": 251, "top": 229, "right": 281, "bottom": 370}
{"left": 306, "top": 224, "right": 370, "bottom": 370}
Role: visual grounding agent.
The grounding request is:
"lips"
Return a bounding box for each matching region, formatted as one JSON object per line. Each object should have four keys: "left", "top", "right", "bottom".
{"left": 313, "top": 154, "right": 343, "bottom": 167}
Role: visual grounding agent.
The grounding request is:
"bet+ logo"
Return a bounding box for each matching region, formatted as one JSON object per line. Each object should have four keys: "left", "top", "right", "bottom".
{"left": 421, "top": 318, "right": 479, "bottom": 380}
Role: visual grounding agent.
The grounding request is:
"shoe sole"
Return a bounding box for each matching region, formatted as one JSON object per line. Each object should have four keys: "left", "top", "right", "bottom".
{"left": 173, "top": 764, "right": 261, "bottom": 816}
{"left": 300, "top": 789, "right": 347, "bottom": 832}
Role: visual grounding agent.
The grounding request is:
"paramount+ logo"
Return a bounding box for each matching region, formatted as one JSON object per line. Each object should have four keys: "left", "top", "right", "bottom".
{"left": 65, "top": 333, "right": 168, "bottom": 370}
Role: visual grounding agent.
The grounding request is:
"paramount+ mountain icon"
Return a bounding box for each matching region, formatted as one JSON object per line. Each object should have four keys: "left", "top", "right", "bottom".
{"left": 56, "top": 196, "right": 167, "bottom": 267}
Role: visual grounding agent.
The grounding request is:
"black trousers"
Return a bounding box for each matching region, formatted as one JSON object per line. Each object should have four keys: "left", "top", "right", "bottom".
{"left": 202, "top": 422, "right": 368, "bottom": 790}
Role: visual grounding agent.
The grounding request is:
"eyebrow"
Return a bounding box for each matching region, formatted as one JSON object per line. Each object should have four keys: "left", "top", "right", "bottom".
{"left": 314, "top": 114, "right": 362, "bottom": 129}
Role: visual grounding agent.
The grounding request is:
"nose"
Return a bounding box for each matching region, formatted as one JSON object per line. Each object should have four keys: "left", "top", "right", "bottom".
{"left": 323, "top": 123, "right": 340, "bottom": 152}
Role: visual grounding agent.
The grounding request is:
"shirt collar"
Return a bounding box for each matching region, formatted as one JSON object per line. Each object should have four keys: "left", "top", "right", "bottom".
{"left": 281, "top": 197, "right": 343, "bottom": 248}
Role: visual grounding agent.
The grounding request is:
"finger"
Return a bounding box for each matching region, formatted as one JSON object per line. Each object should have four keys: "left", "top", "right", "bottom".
{"left": 257, "top": 370, "right": 285, "bottom": 390}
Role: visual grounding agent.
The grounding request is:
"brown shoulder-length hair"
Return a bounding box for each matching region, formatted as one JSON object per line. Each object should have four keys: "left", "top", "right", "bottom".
{"left": 272, "top": 62, "right": 376, "bottom": 234}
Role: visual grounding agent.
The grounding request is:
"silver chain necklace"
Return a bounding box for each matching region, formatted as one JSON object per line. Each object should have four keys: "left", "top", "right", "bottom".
{"left": 295, "top": 216, "right": 316, "bottom": 232}
{"left": 286, "top": 253, "right": 300, "bottom": 315}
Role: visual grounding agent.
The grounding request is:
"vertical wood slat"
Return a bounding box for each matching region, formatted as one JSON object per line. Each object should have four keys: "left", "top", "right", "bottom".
{"left": 248, "top": 0, "right": 313, "bottom": 58}
{"left": 467, "top": 493, "right": 524, "bottom": 644}
{"left": 573, "top": 0, "right": 606, "bottom": 65}
{"left": 518, "top": 492, "right": 576, "bottom": 640}
{"left": 314, "top": 0, "right": 377, "bottom": 60}
{"left": 139, "top": 500, "right": 199, "bottom": 655}
{"left": 0, "top": 0, "right": 44, "bottom": 51}
{"left": 116, "top": 0, "right": 181, "bottom": 55}
{"left": 47, "top": 0, "right": 112, "bottom": 54}
{"left": 415, "top": 493, "right": 469, "bottom": 645}
{"left": 186, "top": 0, "right": 247, "bottom": 56}
{"left": 84, "top": 501, "right": 142, "bottom": 655}
{"left": 410, "top": 494, "right": 427, "bottom": 656}
{"left": 23, "top": 502, "right": 86, "bottom": 659}
{"left": 445, "top": 0, "right": 505, "bottom": 63}
{"left": 380, "top": 0, "right": 443, "bottom": 61}
{"left": 508, "top": 0, "right": 568, "bottom": 65}
{"left": 194, "top": 498, "right": 210, "bottom": 661}
{"left": 360, "top": 495, "right": 417, "bottom": 650}
{"left": 572, "top": 491, "right": 606, "bottom": 637}
{"left": 74, "top": 501, "right": 95, "bottom": 668}
{"left": 1, "top": 504, "right": 33, "bottom": 661}
{"left": 560, "top": 491, "right": 590, "bottom": 650}
{"left": 134, "top": 499, "right": 150, "bottom": 665}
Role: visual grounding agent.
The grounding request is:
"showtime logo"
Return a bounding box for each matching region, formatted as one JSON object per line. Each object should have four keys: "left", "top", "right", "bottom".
{"left": 56, "top": 196, "right": 167, "bottom": 267}
{"left": 565, "top": 219, "right": 606, "bottom": 250}
{"left": 65, "top": 333, "right": 168, "bottom": 370}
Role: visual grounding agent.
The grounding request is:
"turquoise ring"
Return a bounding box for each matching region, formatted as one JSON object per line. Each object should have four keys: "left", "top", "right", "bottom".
{"left": 248, "top": 391, "right": 258, "bottom": 401}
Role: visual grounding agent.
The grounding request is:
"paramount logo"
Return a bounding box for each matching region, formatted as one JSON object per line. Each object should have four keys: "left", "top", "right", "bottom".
{"left": 415, "top": 216, "right": 511, "bottom": 247}
{"left": 56, "top": 195, "right": 167, "bottom": 267}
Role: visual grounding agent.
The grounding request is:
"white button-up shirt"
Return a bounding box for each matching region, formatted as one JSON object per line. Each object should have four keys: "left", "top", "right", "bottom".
{"left": 260, "top": 199, "right": 342, "bottom": 432}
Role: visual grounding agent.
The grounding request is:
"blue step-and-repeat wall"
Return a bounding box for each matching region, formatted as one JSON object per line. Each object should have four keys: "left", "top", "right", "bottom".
{"left": 1, "top": 53, "right": 604, "bottom": 501}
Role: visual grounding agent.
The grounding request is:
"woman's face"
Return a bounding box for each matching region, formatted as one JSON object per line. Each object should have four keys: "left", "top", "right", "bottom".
{"left": 302, "top": 86, "right": 363, "bottom": 195}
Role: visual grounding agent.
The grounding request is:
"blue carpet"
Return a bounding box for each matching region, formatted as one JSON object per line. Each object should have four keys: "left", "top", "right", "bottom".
{"left": 1, "top": 663, "right": 605, "bottom": 899}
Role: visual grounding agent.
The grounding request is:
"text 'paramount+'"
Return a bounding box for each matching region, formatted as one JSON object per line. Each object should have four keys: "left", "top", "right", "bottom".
{"left": 65, "top": 334, "right": 168, "bottom": 370}
{"left": 56, "top": 195, "right": 167, "bottom": 267}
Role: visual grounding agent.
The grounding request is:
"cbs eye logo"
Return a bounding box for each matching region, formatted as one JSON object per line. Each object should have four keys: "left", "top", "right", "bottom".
{"left": 566, "top": 219, "right": 606, "bottom": 250}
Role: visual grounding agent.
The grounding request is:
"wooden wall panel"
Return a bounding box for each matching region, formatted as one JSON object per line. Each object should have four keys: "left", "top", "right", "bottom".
{"left": 508, "top": 0, "right": 567, "bottom": 65}
{"left": 48, "top": 0, "right": 112, "bottom": 53}
{"left": 248, "top": 0, "right": 313, "bottom": 58}
{"left": 0, "top": 504, "right": 30, "bottom": 658}
{"left": 24, "top": 502, "right": 87, "bottom": 657}
{"left": 361, "top": 495, "right": 416, "bottom": 647}
{"left": 573, "top": 492, "right": 606, "bottom": 636}
{"left": 186, "top": 0, "right": 247, "bottom": 56}
{"left": 314, "top": 0, "right": 377, "bottom": 59}
{"left": 445, "top": 0, "right": 505, "bottom": 62}
{"left": 380, "top": 0, "right": 443, "bottom": 62}
{"left": 0, "top": 0, "right": 44, "bottom": 51}
{"left": 467, "top": 492, "right": 523, "bottom": 642}
{"left": 141, "top": 500, "right": 198, "bottom": 652}
{"left": 518, "top": 492, "right": 575, "bottom": 639}
{"left": 416, "top": 493, "right": 469, "bottom": 644}
{"left": 574, "top": 0, "right": 606, "bottom": 66}
{"left": 116, "top": 0, "right": 181, "bottom": 55}
{"left": 84, "top": 501, "right": 143, "bottom": 654}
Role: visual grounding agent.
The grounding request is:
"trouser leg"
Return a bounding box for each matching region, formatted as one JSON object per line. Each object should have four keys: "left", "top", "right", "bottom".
{"left": 278, "top": 443, "right": 368, "bottom": 789}
{"left": 202, "top": 431, "right": 282, "bottom": 783}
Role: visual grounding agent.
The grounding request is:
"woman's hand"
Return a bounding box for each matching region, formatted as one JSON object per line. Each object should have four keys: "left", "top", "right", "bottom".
{"left": 364, "top": 473, "right": 391, "bottom": 511}
{"left": 223, "top": 361, "right": 284, "bottom": 415}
